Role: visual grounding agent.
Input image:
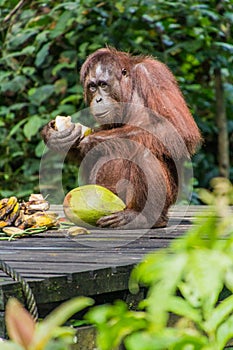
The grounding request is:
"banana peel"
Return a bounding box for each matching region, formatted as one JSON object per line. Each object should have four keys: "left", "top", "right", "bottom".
{"left": 3, "top": 227, "right": 25, "bottom": 236}
{"left": 0, "top": 196, "right": 17, "bottom": 220}
{"left": 0, "top": 220, "right": 8, "bottom": 228}
{"left": 21, "top": 194, "right": 50, "bottom": 214}
{"left": 7, "top": 201, "right": 20, "bottom": 225}
{"left": 0, "top": 198, "right": 8, "bottom": 210}
{"left": 19, "top": 212, "right": 58, "bottom": 230}
{"left": 0, "top": 195, "right": 59, "bottom": 240}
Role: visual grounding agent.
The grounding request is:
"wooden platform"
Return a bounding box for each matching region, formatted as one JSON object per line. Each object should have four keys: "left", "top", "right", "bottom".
{"left": 0, "top": 205, "right": 203, "bottom": 339}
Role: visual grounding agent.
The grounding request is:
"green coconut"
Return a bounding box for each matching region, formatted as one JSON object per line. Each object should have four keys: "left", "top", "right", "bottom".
{"left": 63, "top": 185, "right": 126, "bottom": 226}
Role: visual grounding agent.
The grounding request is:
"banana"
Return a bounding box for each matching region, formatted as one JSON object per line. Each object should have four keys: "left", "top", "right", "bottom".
{"left": 0, "top": 221, "right": 8, "bottom": 228}
{"left": 14, "top": 210, "right": 24, "bottom": 227}
{"left": 0, "top": 208, "right": 6, "bottom": 220}
{"left": 0, "top": 196, "right": 18, "bottom": 220}
{"left": 32, "top": 212, "right": 59, "bottom": 228}
{"left": 0, "top": 198, "right": 8, "bottom": 210}
{"left": 0, "top": 203, "right": 8, "bottom": 220}
{"left": 7, "top": 202, "right": 20, "bottom": 225}
{"left": 5, "top": 196, "right": 18, "bottom": 215}
{"left": 20, "top": 212, "right": 59, "bottom": 229}
{"left": 0, "top": 194, "right": 59, "bottom": 235}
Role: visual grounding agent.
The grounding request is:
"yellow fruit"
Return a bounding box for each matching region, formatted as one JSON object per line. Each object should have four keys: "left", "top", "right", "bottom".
{"left": 5, "top": 196, "right": 18, "bottom": 215}
{"left": 0, "top": 221, "right": 8, "bottom": 228}
{"left": 77, "top": 123, "right": 92, "bottom": 137}
{"left": 24, "top": 212, "right": 59, "bottom": 228}
{"left": 0, "top": 196, "right": 18, "bottom": 220}
{"left": 8, "top": 201, "right": 20, "bottom": 224}
{"left": 63, "top": 185, "right": 126, "bottom": 226}
{"left": 0, "top": 198, "right": 8, "bottom": 210}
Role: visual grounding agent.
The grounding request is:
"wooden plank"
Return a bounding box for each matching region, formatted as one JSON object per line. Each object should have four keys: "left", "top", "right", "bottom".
{"left": 0, "top": 264, "right": 134, "bottom": 307}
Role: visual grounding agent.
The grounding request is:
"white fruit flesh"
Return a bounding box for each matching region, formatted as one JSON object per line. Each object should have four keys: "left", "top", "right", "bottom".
{"left": 55, "top": 115, "right": 72, "bottom": 131}
{"left": 55, "top": 116, "right": 92, "bottom": 137}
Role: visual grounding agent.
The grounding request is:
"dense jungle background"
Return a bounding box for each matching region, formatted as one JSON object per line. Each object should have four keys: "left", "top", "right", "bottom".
{"left": 0, "top": 0, "right": 232, "bottom": 201}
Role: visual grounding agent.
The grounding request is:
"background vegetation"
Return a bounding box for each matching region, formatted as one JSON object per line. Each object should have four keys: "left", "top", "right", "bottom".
{"left": 0, "top": 0, "right": 232, "bottom": 200}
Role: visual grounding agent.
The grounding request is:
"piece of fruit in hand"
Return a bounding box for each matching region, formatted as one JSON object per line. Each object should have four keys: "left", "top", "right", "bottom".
{"left": 55, "top": 116, "right": 92, "bottom": 138}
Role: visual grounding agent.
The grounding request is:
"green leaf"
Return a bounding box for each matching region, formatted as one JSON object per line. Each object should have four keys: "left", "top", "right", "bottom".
{"left": 35, "top": 30, "right": 50, "bottom": 45}
{"left": 125, "top": 330, "right": 207, "bottom": 350}
{"left": 35, "top": 43, "right": 50, "bottom": 67}
{"left": 225, "top": 12, "right": 233, "bottom": 23}
{"left": 50, "top": 11, "right": 74, "bottom": 39}
{"left": 197, "top": 188, "right": 215, "bottom": 204}
{"left": 52, "top": 62, "right": 75, "bottom": 76}
{"left": 215, "top": 42, "right": 233, "bottom": 53}
{"left": 0, "top": 343, "right": 24, "bottom": 350}
{"left": 86, "top": 301, "right": 146, "bottom": 350}
{"left": 8, "top": 119, "right": 28, "bottom": 138}
{"left": 60, "top": 95, "right": 78, "bottom": 104}
{"left": 216, "top": 314, "right": 233, "bottom": 348}
{"left": 22, "top": 66, "right": 36, "bottom": 76}
{"left": 23, "top": 115, "right": 44, "bottom": 140}
{"left": 125, "top": 331, "right": 168, "bottom": 350}
{"left": 35, "top": 140, "right": 47, "bottom": 158}
{"left": 7, "top": 29, "right": 38, "bottom": 50}
{"left": 115, "top": 2, "right": 125, "bottom": 13}
{"left": 54, "top": 78, "right": 68, "bottom": 94}
{"left": 204, "top": 294, "right": 233, "bottom": 333}
{"left": 32, "top": 297, "right": 94, "bottom": 350}
{"left": 86, "top": 304, "right": 110, "bottom": 325}
{"left": 129, "top": 251, "right": 167, "bottom": 293}
{"left": 168, "top": 296, "right": 202, "bottom": 325}
{"left": 1, "top": 76, "right": 28, "bottom": 93}
{"left": 28, "top": 85, "right": 54, "bottom": 106}
{"left": 182, "top": 250, "right": 229, "bottom": 315}
{"left": 21, "top": 45, "right": 35, "bottom": 55}
{"left": 145, "top": 254, "right": 187, "bottom": 329}
{"left": 225, "top": 267, "right": 233, "bottom": 291}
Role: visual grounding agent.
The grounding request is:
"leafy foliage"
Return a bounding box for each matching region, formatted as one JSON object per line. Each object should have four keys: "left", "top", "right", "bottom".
{"left": 86, "top": 177, "right": 233, "bottom": 349}
{"left": 2, "top": 296, "right": 93, "bottom": 349}
{"left": 0, "top": 0, "right": 232, "bottom": 198}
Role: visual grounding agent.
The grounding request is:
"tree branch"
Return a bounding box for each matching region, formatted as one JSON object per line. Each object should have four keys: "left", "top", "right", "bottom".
{"left": 214, "top": 67, "right": 230, "bottom": 178}
{"left": 3, "top": 0, "right": 28, "bottom": 23}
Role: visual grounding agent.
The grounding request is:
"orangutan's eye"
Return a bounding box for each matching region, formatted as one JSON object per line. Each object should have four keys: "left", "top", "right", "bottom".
{"left": 89, "top": 82, "right": 97, "bottom": 92}
{"left": 99, "top": 81, "right": 108, "bottom": 89}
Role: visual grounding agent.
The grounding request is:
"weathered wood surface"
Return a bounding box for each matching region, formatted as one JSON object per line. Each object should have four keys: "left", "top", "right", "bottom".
{"left": 0, "top": 205, "right": 206, "bottom": 339}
